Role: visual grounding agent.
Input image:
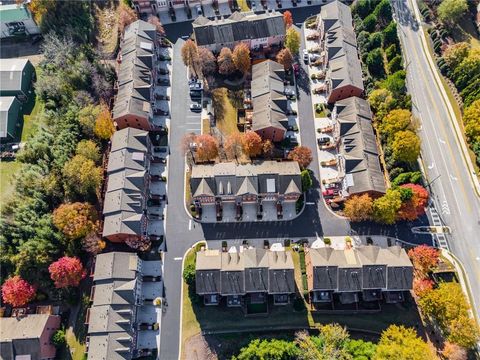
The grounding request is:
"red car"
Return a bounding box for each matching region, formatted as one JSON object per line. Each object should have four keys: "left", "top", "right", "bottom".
{"left": 322, "top": 189, "right": 338, "bottom": 198}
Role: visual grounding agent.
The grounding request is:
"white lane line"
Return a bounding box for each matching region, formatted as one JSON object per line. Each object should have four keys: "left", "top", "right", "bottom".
{"left": 174, "top": 257, "right": 183, "bottom": 261}
{"left": 189, "top": 219, "right": 192, "bottom": 230}
{"left": 305, "top": 202, "right": 315, "bottom": 205}
{"left": 428, "top": 162, "right": 435, "bottom": 169}
{"left": 439, "top": 138, "right": 446, "bottom": 144}
{"left": 449, "top": 174, "right": 458, "bottom": 181}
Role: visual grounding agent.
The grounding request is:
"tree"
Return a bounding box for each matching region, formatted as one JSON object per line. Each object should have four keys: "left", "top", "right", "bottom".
{"left": 288, "top": 146, "right": 312, "bottom": 169}
{"left": 295, "top": 330, "right": 323, "bottom": 360}
{"left": 413, "top": 278, "right": 434, "bottom": 297}
{"left": 242, "top": 131, "right": 263, "bottom": 157}
{"left": 373, "top": 0, "right": 392, "bottom": 26}
{"left": 63, "top": 155, "right": 103, "bottom": 197}
{"left": 232, "top": 43, "right": 251, "bottom": 74}
{"left": 392, "top": 130, "right": 421, "bottom": 164}
{"left": 345, "top": 339, "right": 377, "bottom": 360}
{"left": 262, "top": 139, "right": 274, "bottom": 158}
{"left": 52, "top": 202, "right": 98, "bottom": 239}
{"left": 366, "top": 48, "right": 385, "bottom": 78}
{"left": 344, "top": 194, "right": 374, "bottom": 222}
{"left": 147, "top": 15, "right": 164, "bottom": 35}
{"left": 283, "top": 10, "right": 293, "bottom": 28}
{"left": 224, "top": 133, "right": 244, "bottom": 159}
{"left": 82, "top": 231, "right": 106, "bottom": 255}
{"left": 443, "top": 342, "right": 467, "bottom": 360}
{"left": 233, "top": 339, "right": 299, "bottom": 360}
{"left": 217, "top": 47, "right": 236, "bottom": 75}
{"left": 276, "top": 48, "right": 294, "bottom": 70}
{"left": 48, "top": 256, "right": 86, "bottom": 288}
{"left": 76, "top": 139, "right": 101, "bottom": 163}
{"left": 183, "top": 263, "right": 196, "bottom": 285}
{"left": 94, "top": 105, "right": 115, "bottom": 140}
{"left": 79, "top": 104, "right": 101, "bottom": 137}
{"left": 198, "top": 47, "right": 217, "bottom": 75}
{"left": 181, "top": 40, "right": 200, "bottom": 76}
{"left": 408, "top": 245, "right": 439, "bottom": 276}
{"left": 382, "top": 21, "right": 398, "bottom": 47}
{"left": 28, "top": 0, "right": 55, "bottom": 25}
{"left": 125, "top": 236, "right": 151, "bottom": 251}
{"left": 363, "top": 13, "right": 377, "bottom": 32}
{"left": 443, "top": 42, "right": 470, "bottom": 68}
{"left": 51, "top": 329, "right": 66, "bottom": 348}
{"left": 301, "top": 170, "right": 313, "bottom": 192}
{"left": 452, "top": 51, "right": 480, "bottom": 90}
{"left": 195, "top": 134, "right": 219, "bottom": 162}
{"left": 380, "top": 70, "right": 407, "bottom": 97}
{"left": 438, "top": 0, "right": 468, "bottom": 25}
{"left": 118, "top": 2, "right": 138, "bottom": 34}
{"left": 448, "top": 316, "right": 480, "bottom": 348}
{"left": 368, "top": 88, "right": 396, "bottom": 120}
{"left": 285, "top": 27, "right": 301, "bottom": 54}
{"left": 1, "top": 276, "right": 36, "bottom": 307}
{"left": 373, "top": 189, "right": 402, "bottom": 224}
{"left": 463, "top": 99, "right": 480, "bottom": 142}
{"left": 398, "top": 183, "right": 429, "bottom": 221}
{"left": 374, "top": 325, "right": 435, "bottom": 360}
{"left": 380, "top": 109, "right": 411, "bottom": 139}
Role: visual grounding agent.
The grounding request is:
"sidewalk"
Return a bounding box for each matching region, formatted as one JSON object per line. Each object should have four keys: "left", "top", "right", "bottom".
{"left": 157, "top": 0, "right": 327, "bottom": 26}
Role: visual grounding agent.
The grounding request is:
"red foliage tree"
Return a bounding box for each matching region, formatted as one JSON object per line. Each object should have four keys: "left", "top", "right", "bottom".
{"left": 242, "top": 131, "right": 263, "bottom": 157}
{"left": 283, "top": 10, "right": 293, "bottom": 28}
{"left": 48, "top": 257, "right": 86, "bottom": 288}
{"left": 408, "top": 245, "right": 440, "bottom": 277}
{"left": 1, "top": 276, "right": 36, "bottom": 307}
{"left": 397, "top": 184, "right": 429, "bottom": 221}
{"left": 413, "top": 278, "right": 434, "bottom": 298}
{"left": 287, "top": 146, "right": 313, "bottom": 169}
{"left": 125, "top": 236, "right": 151, "bottom": 251}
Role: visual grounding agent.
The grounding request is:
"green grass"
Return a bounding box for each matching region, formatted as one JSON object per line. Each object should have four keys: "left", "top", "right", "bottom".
{"left": 0, "top": 161, "right": 22, "bottom": 207}
{"left": 62, "top": 294, "right": 89, "bottom": 360}
{"left": 21, "top": 97, "right": 43, "bottom": 142}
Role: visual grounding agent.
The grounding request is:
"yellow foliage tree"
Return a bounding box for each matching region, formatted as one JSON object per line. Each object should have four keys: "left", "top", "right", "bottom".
{"left": 94, "top": 105, "right": 115, "bottom": 140}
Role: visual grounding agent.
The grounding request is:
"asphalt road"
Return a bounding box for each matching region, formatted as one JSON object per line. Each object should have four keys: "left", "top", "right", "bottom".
{"left": 393, "top": 0, "right": 480, "bottom": 314}
{"left": 159, "top": 21, "right": 433, "bottom": 359}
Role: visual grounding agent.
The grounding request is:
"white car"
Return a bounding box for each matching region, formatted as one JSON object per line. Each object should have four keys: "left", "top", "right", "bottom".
{"left": 190, "top": 103, "right": 202, "bottom": 112}
{"left": 303, "top": 49, "right": 309, "bottom": 63}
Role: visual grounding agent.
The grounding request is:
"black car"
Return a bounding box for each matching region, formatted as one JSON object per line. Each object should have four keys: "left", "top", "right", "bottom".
{"left": 157, "top": 78, "right": 170, "bottom": 86}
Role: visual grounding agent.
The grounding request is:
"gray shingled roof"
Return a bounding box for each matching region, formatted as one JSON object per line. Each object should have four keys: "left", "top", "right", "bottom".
{"left": 321, "top": 1, "right": 364, "bottom": 93}
{"left": 0, "top": 58, "right": 30, "bottom": 92}
{"left": 87, "top": 332, "right": 133, "bottom": 360}
{"left": 192, "top": 11, "right": 285, "bottom": 47}
{"left": 251, "top": 60, "right": 288, "bottom": 132}
{"left": 190, "top": 161, "right": 301, "bottom": 199}
{"left": 0, "top": 96, "right": 16, "bottom": 138}
{"left": 93, "top": 252, "right": 139, "bottom": 282}
{"left": 112, "top": 20, "right": 156, "bottom": 122}
{"left": 336, "top": 97, "right": 386, "bottom": 195}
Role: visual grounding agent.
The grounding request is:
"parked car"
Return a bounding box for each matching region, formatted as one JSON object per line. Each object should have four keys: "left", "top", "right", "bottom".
{"left": 306, "top": 33, "right": 319, "bottom": 40}
{"left": 325, "top": 182, "right": 339, "bottom": 190}
{"left": 286, "top": 109, "right": 297, "bottom": 116}
{"left": 158, "top": 68, "right": 169, "bottom": 75}
{"left": 287, "top": 124, "right": 298, "bottom": 132}
{"left": 284, "top": 88, "right": 296, "bottom": 96}
{"left": 154, "top": 109, "right": 169, "bottom": 116}
{"left": 190, "top": 102, "right": 202, "bottom": 112}
{"left": 317, "top": 136, "right": 330, "bottom": 145}
{"left": 155, "top": 94, "right": 170, "bottom": 100}
{"left": 322, "top": 189, "right": 338, "bottom": 198}
{"left": 157, "top": 78, "right": 170, "bottom": 86}
{"left": 303, "top": 49, "right": 309, "bottom": 63}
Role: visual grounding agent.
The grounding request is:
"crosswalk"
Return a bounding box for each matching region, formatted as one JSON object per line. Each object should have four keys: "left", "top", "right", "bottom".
{"left": 429, "top": 207, "right": 450, "bottom": 250}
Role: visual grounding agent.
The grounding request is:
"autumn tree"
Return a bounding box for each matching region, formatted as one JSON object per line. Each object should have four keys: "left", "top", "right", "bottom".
{"left": 198, "top": 47, "right": 217, "bottom": 76}
{"left": 28, "top": 0, "right": 55, "bottom": 25}
{"left": 463, "top": 99, "right": 480, "bottom": 143}
{"left": 295, "top": 330, "right": 323, "bottom": 360}
{"left": 283, "top": 10, "right": 293, "bottom": 28}
{"left": 125, "top": 236, "right": 151, "bottom": 251}
{"left": 413, "top": 278, "right": 434, "bottom": 297}
{"left": 438, "top": 0, "right": 468, "bottom": 25}
{"left": 1, "top": 276, "right": 36, "bottom": 307}
{"left": 288, "top": 146, "right": 313, "bottom": 169}
{"left": 407, "top": 245, "right": 439, "bottom": 276}
{"left": 373, "top": 189, "right": 402, "bottom": 224}
{"left": 242, "top": 131, "right": 263, "bottom": 157}
{"left": 368, "top": 88, "right": 396, "bottom": 121}
{"left": 48, "top": 256, "right": 86, "bottom": 288}
{"left": 181, "top": 39, "right": 200, "bottom": 76}
{"left": 448, "top": 316, "right": 480, "bottom": 349}
{"left": 397, "top": 183, "right": 429, "bottom": 221}
{"left": 443, "top": 342, "right": 467, "bottom": 360}
{"left": 443, "top": 42, "right": 470, "bottom": 68}
{"left": 118, "top": 2, "right": 138, "bottom": 34}
{"left": 218, "top": 47, "right": 236, "bottom": 75}
{"left": 392, "top": 130, "right": 421, "bottom": 164}
{"left": 285, "top": 27, "right": 301, "bottom": 54}
{"left": 276, "top": 48, "right": 294, "bottom": 70}
{"left": 94, "top": 105, "right": 115, "bottom": 140}
{"left": 344, "top": 194, "right": 374, "bottom": 222}
{"left": 79, "top": 104, "right": 102, "bottom": 137}
{"left": 82, "top": 231, "right": 106, "bottom": 255}
{"left": 380, "top": 109, "right": 412, "bottom": 139}
{"left": 63, "top": 155, "right": 103, "bottom": 197}
{"left": 224, "top": 133, "right": 244, "bottom": 160}
{"left": 195, "top": 134, "right": 219, "bottom": 162}
{"left": 232, "top": 43, "right": 251, "bottom": 74}
{"left": 374, "top": 325, "right": 436, "bottom": 360}
{"left": 76, "top": 139, "right": 101, "bottom": 163}
{"left": 53, "top": 202, "right": 98, "bottom": 239}
{"left": 262, "top": 139, "right": 274, "bottom": 158}
{"left": 147, "top": 15, "right": 165, "bottom": 35}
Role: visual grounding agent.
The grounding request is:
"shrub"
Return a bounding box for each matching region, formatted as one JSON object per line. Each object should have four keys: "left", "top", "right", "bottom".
{"left": 51, "top": 329, "right": 66, "bottom": 348}
{"left": 367, "top": 48, "right": 385, "bottom": 78}
{"left": 388, "top": 55, "right": 403, "bottom": 73}
{"left": 389, "top": 167, "right": 405, "bottom": 180}
{"left": 324, "top": 237, "right": 332, "bottom": 245}
{"left": 368, "top": 32, "right": 384, "bottom": 50}
{"left": 183, "top": 263, "right": 196, "bottom": 285}
{"left": 383, "top": 21, "right": 399, "bottom": 47}
{"left": 385, "top": 44, "right": 398, "bottom": 62}
{"left": 363, "top": 14, "right": 377, "bottom": 32}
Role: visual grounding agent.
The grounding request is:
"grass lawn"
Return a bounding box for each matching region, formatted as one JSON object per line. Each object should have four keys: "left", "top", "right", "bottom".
{"left": 21, "top": 96, "right": 43, "bottom": 142}
{"left": 0, "top": 161, "right": 22, "bottom": 206}
{"left": 212, "top": 88, "right": 240, "bottom": 137}
{"left": 62, "top": 294, "right": 89, "bottom": 360}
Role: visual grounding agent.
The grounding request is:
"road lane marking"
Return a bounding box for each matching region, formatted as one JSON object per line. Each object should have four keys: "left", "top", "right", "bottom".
{"left": 441, "top": 200, "right": 450, "bottom": 215}
{"left": 450, "top": 174, "right": 458, "bottom": 181}
{"left": 189, "top": 219, "right": 192, "bottom": 230}
{"left": 428, "top": 162, "right": 435, "bottom": 169}
{"left": 174, "top": 257, "right": 183, "bottom": 261}
{"left": 305, "top": 202, "right": 315, "bottom": 205}
{"left": 439, "top": 138, "right": 446, "bottom": 144}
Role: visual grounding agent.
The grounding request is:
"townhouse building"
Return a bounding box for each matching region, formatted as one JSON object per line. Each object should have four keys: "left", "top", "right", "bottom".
{"left": 332, "top": 96, "right": 386, "bottom": 197}
{"left": 316, "top": 1, "right": 364, "bottom": 103}
{"left": 86, "top": 252, "right": 162, "bottom": 360}
{"left": 113, "top": 20, "right": 160, "bottom": 131}
{"left": 251, "top": 60, "right": 288, "bottom": 142}
{"left": 305, "top": 245, "right": 413, "bottom": 305}
{"left": 190, "top": 161, "right": 302, "bottom": 222}
{"left": 192, "top": 11, "right": 285, "bottom": 52}
{"left": 195, "top": 247, "right": 295, "bottom": 307}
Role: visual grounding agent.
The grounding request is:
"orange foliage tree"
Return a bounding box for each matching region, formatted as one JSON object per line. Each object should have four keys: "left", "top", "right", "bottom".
{"left": 443, "top": 342, "right": 467, "bottom": 360}
{"left": 413, "top": 278, "right": 434, "bottom": 298}
{"left": 262, "top": 139, "right": 274, "bottom": 158}
{"left": 218, "top": 47, "right": 236, "bottom": 75}
{"left": 53, "top": 202, "right": 98, "bottom": 240}
{"left": 118, "top": 2, "right": 138, "bottom": 34}
{"left": 408, "top": 245, "right": 439, "bottom": 277}
{"left": 283, "top": 10, "right": 293, "bottom": 28}
{"left": 1, "top": 276, "right": 36, "bottom": 307}
{"left": 195, "top": 134, "right": 219, "bottom": 162}
{"left": 276, "top": 48, "right": 294, "bottom": 70}
{"left": 287, "top": 146, "right": 313, "bottom": 169}
{"left": 232, "top": 43, "right": 251, "bottom": 74}
{"left": 225, "top": 133, "right": 244, "bottom": 159}
{"left": 147, "top": 15, "right": 165, "bottom": 35}
{"left": 242, "top": 131, "right": 263, "bottom": 157}
{"left": 343, "top": 194, "right": 374, "bottom": 222}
